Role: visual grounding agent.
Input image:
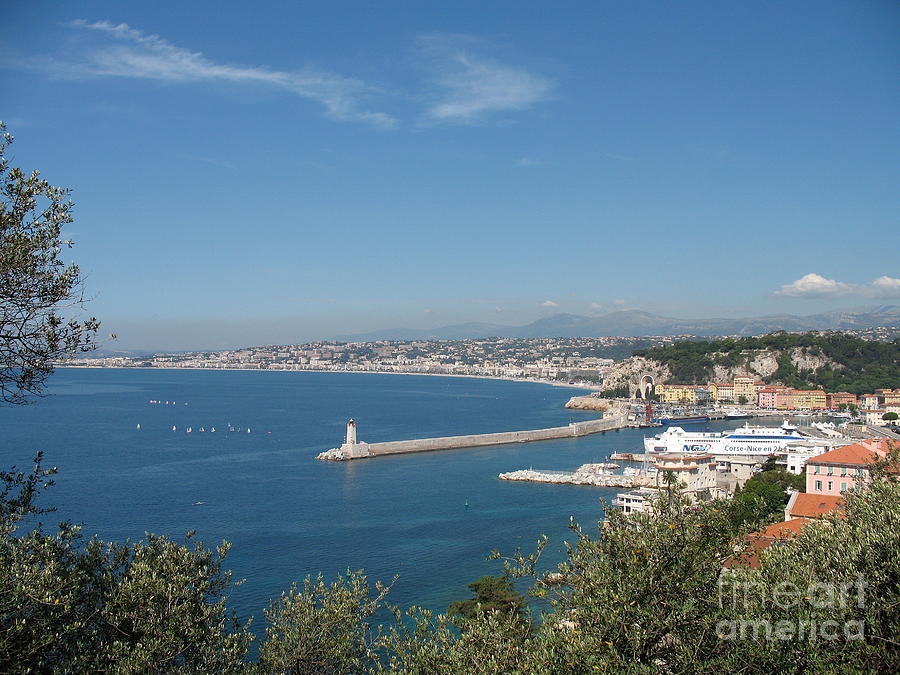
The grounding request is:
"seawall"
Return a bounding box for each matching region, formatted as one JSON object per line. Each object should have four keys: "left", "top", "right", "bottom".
{"left": 317, "top": 413, "right": 633, "bottom": 461}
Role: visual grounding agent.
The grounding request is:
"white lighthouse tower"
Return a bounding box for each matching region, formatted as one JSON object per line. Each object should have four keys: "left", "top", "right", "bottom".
{"left": 345, "top": 419, "right": 358, "bottom": 446}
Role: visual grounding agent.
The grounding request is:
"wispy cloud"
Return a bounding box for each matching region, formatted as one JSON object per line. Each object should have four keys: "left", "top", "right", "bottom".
{"left": 56, "top": 20, "right": 396, "bottom": 128}
{"left": 541, "top": 299, "right": 559, "bottom": 308}
{"left": 515, "top": 157, "right": 552, "bottom": 167}
{"left": 417, "top": 34, "right": 554, "bottom": 124}
{"left": 775, "top": 273, "right": 900, "bottom": 298}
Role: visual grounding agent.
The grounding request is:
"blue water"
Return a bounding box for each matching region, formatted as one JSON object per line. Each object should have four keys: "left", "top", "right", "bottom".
{"left": 0, "top": 368, "right": 661, "bottom": 625}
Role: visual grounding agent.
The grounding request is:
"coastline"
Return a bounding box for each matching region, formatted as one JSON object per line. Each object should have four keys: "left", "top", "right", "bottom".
{"left": 57, "top": 365, "right": 601, "bottom": 391}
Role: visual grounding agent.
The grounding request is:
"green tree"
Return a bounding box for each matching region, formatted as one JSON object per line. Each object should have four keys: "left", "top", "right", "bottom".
{"left": 259, "top": 570, "right": 390, "bottom": 674}
{"left": 0, "top": 123, "right": 100, "bottom": 405}
{"left": 448, "top": 575, "right": 528, "bottom": 620}
{"left": 883, "top": 412, "right": 898, "bottom": 422}
{"left": 0, "top": 456, "right": 251, "bottom": 673}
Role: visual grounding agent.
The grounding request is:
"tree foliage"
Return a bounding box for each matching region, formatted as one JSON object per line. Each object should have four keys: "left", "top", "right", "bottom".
{"left": 0, "top": 123, "right": 99, "bottom": 405}
{"left": 448, "top": 575, "right": 528, "bottom": 620}
{"left": 0, "top": 455, "right": 252, "bottom": 673}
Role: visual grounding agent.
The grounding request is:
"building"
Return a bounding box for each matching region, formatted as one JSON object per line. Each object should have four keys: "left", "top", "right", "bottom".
{"left": 732, "top": 376, "right": 755, "bottom": 403}
{"left": 655, "top": 384, "right": 711, "bottom": 404}
{"left": 826, "top": 392, "right": 857, "bottom": 409}
{"left": 874, "top": 389, "right": 900, "bottom": 405}
{"left": 775, "top": 388, "right": 827, "bottom": 410}
{"left": 711, "top": 383, "right": 734, "bottom": 402}
{"left": 784, "top": 492, "right": 844, "bottom": 521}
{"left": 758, "top": 386, "right": 790, "bottom": 409}
{"left": 805, "top": 439, "right": 892, "bottom": 496}
{"left": 723, "top": 518, "right": 811, "bottom": 569}
{"left": 652, "top": 453, "right": 721, "bottom": 501}
{"left": 611, "top": 487, "right": 660, "bottom": 514}
{"left": 859, "top": 394, "right": 881, "bottom": 409}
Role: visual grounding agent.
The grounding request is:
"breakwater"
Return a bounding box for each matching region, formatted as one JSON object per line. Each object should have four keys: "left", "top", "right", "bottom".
{"left": 317, "top": 412, "right": 635, "bottom": 461}
{"left": 499, "top": 466, "right": 655, "bottom": 488}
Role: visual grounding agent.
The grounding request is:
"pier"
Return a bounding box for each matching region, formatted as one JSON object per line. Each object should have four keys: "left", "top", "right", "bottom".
{"left": 498, "top": 465, "right": 655, "bottom": 488}
{"left": 316, "top": 411, "right": 642, "bottom": 461}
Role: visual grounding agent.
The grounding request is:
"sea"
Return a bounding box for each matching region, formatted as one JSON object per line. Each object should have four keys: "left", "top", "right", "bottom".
{"left": 0, "top": 367, "right": 737, "bottom": 627}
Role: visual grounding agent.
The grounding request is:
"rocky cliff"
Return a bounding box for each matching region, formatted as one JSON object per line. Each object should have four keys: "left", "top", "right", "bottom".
{"left": 603, "top": 348, "right": 842, "bottom": 395}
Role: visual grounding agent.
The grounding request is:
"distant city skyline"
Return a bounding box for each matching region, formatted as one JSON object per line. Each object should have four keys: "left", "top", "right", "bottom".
{"left": 2, "top": 1, "right": 898, "bottom": 351}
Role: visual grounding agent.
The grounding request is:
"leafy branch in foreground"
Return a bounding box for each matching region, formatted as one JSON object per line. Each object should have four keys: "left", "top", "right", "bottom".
{"left": 0, "top": 122, "right": 100, "bottom": 406}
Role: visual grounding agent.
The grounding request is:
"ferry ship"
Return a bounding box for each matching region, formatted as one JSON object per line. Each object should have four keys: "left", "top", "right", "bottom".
{"left": 643, "top": 421, "right": 805, "bottom": 456}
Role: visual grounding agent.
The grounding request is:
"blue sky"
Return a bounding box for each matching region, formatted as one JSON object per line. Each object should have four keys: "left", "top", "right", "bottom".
{"left": 3, "top": 1, "right": 898, "bottom": 350}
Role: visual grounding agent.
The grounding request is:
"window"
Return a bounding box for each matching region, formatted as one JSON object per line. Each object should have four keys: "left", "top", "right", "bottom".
{"left": 840, "top": 482, "right": 847, "bottom": 493}
{"left": 827, "top": 467, "right": 834, "bottom": 476}
{"left": 840, "top": 467, "right": 847, "bottom": 476}
{"left": 815, "top": 480, "right": 822, "bottom": 491}
{"left": 814, "top": 465, "right": 820, "bottom": 474}
{"left": 827, "top": 481, "right": 833, "bottom": 491}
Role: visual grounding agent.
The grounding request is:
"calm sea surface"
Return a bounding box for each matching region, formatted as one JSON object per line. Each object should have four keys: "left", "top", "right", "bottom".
{"left": 0, "top": 368, "right": 732, "bottom": 625}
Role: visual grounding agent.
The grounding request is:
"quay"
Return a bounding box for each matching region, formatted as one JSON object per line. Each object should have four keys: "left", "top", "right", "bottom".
{"left": 316, "top": 411, "right": 645, "bottom": 461}
{"left": 499, "top": 465, "right": 654, "bottom": 488}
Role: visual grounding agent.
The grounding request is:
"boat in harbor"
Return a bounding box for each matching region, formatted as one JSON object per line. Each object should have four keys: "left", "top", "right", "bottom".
{"left": 643, "top": 421, "right": 805, "bottom": 456}
{"left": 654, "top": 415, "right": 710, "bottom": 425}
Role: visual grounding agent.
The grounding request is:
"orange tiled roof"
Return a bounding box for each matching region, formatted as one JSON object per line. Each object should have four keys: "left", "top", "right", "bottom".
{"left": 806, "top": 439, "right": 890, "bottom": 467}
{"left": 723, "top": 519, "right": 811, "bottom": 569}
{"left": 753, "top": 518, "right": 808, "bottom": 539}
{"left": 788, "top": 493, "right": 844, "bottom": 519}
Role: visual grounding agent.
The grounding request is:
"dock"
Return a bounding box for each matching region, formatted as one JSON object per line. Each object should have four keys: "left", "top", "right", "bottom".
{"left": 316, "top": 411, "right": 645, "bottom": 461}
{"left": 499, "top": 465, "right": 655, "bottom": 488}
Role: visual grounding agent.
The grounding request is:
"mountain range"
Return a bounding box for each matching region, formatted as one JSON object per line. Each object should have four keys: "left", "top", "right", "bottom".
{"left": 332, "top": 305, "right": 900, "bottom": 341}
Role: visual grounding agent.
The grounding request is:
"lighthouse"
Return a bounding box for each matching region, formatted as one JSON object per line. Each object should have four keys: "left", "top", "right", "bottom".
{"left": 345, "top": 419, "right": 358, "bottom": 446}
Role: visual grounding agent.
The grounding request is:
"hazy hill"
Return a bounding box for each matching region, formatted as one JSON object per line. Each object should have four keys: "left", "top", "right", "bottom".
{"left": 333, "top": 306, "right": 900, "bottom": 341}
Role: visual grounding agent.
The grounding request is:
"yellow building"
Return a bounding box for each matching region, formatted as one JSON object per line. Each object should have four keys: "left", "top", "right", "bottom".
{"left": 733, "top": 376, "right": 756, "bottom": 403}
{"left": 658, "top": 384, "right": 698, "bottom": 404}
{"left": 776, "top": 389, "right": 827, "bottom": 410}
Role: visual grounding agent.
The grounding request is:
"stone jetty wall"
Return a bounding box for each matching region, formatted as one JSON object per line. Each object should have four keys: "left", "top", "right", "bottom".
{"left": 498, "top": 468, "right": 655, "bottom": 488}
{"left": 317, "top": 411, "right": 631, "bottom": 461}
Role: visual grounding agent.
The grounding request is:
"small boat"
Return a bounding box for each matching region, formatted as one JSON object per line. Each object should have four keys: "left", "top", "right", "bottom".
{"left": 655, "top": 415, "right": 710, "bottom": 425}
{"left": 136, "top": 424, "right": 141, "bottom": 430}
{"left": 210, "top": 427, "right": 216, "bottom": 433}
{"left": 172, "top": 426, "right": 176, "bottom": 431}
{"left": 186, "top": 427, "right": 192, "bottom": 433}
{"left": 199, "top": 427, "right": 205, "bottom": 433}
{"left": 247, "top": 428, "right": 251, "bottom": 433}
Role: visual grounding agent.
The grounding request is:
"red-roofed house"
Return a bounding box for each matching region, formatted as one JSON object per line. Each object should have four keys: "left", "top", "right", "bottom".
{"left": 805, "top": 439, "right": 891, "bottom": 496}
{"left": 723, "top": 518, "right": 811, "bottom": 569}
{"left": 784, "top": 492, "right": 844, "bottom": 521}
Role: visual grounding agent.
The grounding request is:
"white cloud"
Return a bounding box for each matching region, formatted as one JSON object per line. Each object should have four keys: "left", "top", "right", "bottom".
{"left": 775, "top": 273, "right": 857, "bottom": 297}
{"left": 871, "top": 276, "right": 900, "bottom": 297}
{"left": 494, "top": 306, "right": 503, "bottom": 313}
{"left": 590, "top": 302, "right": 603, "bottom": 310}
{"left": 418, "top": 34, "right": 554, "bottom": 123}
{"left": 613, "top": 299, "right": 626, "bottom": 306}
{"left": 61, "top": 20, "right": 396, "bottom": 128}
{"left": 775, "top": 273, "right": 900, "bottom": 298}
{"left": 541, "top": 300, "right": 559, "bottom": 308}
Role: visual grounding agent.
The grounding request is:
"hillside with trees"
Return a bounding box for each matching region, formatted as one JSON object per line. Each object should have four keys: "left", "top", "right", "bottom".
{"left": 631, "top": 332, "right": 899, "bottom": 393}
